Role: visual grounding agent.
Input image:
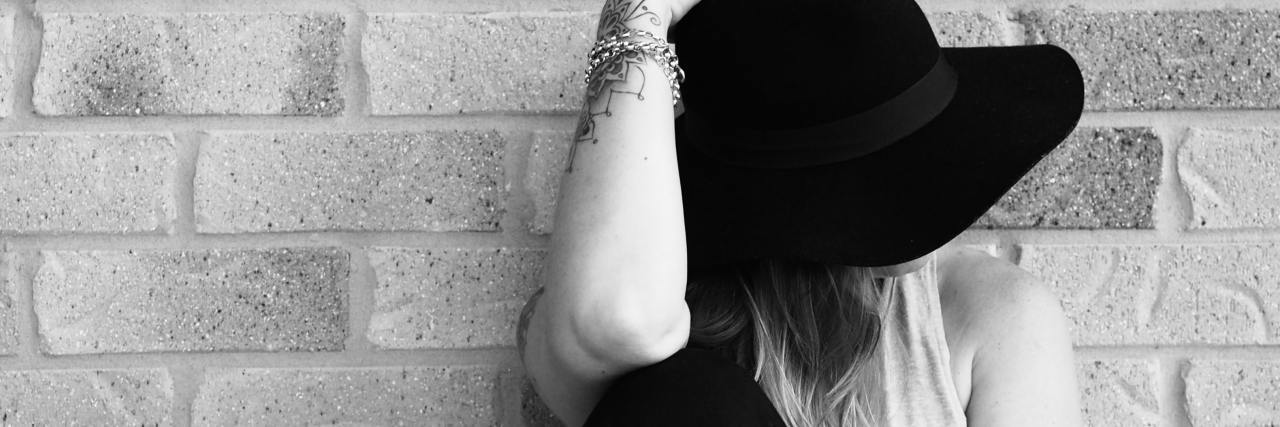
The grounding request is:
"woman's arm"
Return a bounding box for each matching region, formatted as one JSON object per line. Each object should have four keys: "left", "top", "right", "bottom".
{"left": 518, "top": 2, "right": 697, "bottom": 425}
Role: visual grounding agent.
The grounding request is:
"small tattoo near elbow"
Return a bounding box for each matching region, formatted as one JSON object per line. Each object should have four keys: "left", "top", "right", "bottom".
{"left": 517, "top": 287, "right": 547, "bottom": 359}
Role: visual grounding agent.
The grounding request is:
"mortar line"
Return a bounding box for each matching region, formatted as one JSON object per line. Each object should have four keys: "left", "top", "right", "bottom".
{"left": 0, "top": 231, "right": 549, "bottom": 251}
{"left": 8, "top": 252, "right": 38, "bottom": 361}
{"left": 343, "top": 4, "right": 370, "bottom": 120}
{"left": 9, "top": 0, "right": 37, "bottom": 121}
{"left": 0, "top": 114, "right": 580, "bottom": 133}
{"left": 1161, "top": 357, "right": 1192, "bottom": 427}
{"left": 958, "top": 228, "right": 1280, "bottom": 245}
{"left": 171, "top": 130, "right": 202, "bottom": 239}
{"left": 34, "top": 0, "right": 604, "bottom": 14}
{"left": 918, "top": 0, "right": 1280, "bottom": 11}
{"left": 1074, "top": 345, "right": 1280, "bottom": 358}
{"left": 344, "top": 244, "right": 374, "bottom": 353}
{"left": 169, "top": 363, "right": 200, "bottom": 427}
{"left": 0, "top": 347, "right": 516, "bottom": 370}
{"left": 1154, "top": 125, "right": 1194, "bottom": 237}
{"left": 500, "top": 130, "right": 537, "bottom": 241}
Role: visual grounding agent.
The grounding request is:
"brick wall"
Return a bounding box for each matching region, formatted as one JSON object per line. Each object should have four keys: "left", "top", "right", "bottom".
{"left": 0, "top": 0, "right": 1275, "bottom": 425}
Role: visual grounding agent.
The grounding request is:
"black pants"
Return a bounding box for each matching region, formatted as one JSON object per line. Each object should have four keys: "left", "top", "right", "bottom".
{"left": 583, "top": 348, "right": 787, "bottom": 426}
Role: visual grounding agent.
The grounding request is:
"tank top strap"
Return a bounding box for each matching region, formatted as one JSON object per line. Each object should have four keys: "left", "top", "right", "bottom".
{"left": 876, "top": 254, "right": 967, "bottom": 426}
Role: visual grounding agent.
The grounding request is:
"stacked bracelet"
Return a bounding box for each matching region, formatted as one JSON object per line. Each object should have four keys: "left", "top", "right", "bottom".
{"left": 584, "top": 30, "right": 685, "bottom": 107}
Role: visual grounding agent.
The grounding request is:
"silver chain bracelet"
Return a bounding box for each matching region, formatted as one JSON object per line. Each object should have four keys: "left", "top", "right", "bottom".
{"left": 584, "top": 30, "right": 686, "bottom": 106}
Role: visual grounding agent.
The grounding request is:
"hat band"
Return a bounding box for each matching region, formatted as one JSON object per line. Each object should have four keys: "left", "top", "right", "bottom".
{"left": 680, "top": 55, "right": 959, "bottom": 168}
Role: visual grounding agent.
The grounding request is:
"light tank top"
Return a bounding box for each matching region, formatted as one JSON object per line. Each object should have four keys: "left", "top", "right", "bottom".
{"left": 877, "top": 255, "right": 968, "bottom": 426}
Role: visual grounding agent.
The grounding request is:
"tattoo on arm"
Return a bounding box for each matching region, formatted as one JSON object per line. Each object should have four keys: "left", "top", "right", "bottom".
{"left": 566, "top": 0, "right": 663, "bottom": 173}
{"left": 516, "top": 286, "right": 547, "bottom": 361}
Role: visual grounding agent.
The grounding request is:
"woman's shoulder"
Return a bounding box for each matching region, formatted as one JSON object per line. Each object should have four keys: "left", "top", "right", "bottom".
{"left": 932, "top": 244, "right": 1074, "bottom": 409}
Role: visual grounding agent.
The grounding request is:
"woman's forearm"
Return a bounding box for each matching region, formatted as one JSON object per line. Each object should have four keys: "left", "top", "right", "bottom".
{"left": 527, "top": 0, "right": 690, "bottom": 371}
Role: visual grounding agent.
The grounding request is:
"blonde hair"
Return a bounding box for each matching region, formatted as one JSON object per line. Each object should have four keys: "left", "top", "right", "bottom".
{"left": 686, "top": 260, "right": 896, "bottom": 427}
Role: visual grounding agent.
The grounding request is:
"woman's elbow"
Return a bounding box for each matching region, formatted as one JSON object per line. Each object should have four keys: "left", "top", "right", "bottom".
{"left": 562, "top": 293, "right": 692, "bottom": 369}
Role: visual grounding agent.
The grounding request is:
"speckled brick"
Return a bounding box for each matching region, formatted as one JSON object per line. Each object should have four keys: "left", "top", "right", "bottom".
{"left": 1021, "top": 244, "right": 1280, "bottom": 345}
{"left": 365, "top": 13, "right": 595, "bottom": 114}
{"left": 976, "top": 128, "right": 1161, "bottom": 229}
{"left": 35, "top": 13, "right": 344, "bottom": 116}
{"left": 196, "top": 131, "right": 506, "bottom": 233}
{"left": 368, "top": 247, "right": 545, "bottom": 349}
{"left": 34, "top": 248, "right": 348, "bottom": 354}
{"left": 1185, "top": 360, "right": 1280, "bottom": 426}
{"left": 522, "top": 379, "right": 565, "bottom": 427}
{"left": 0, "top": 260, "right": 16, "bottom": 355}
{"left": 1179, "top": 128, "right": 1280, "bottom": 229}
{"left": 1020, "top": 9, "right": 1280, "bottom": 111}
{"left": 0, "top": 369, "right": 172, "bottom": 426}
{"left": 0, "top": 133, "right": 176, "bottom": 233}
{"left": 193, "top": 366, "right": 499, "bottom": 426}
{"left": 1077, "top": 359, "right": 1162, "bottom": 427}
{"left": 526, "top": 131, "right": 573, "bottom": 235}
{"left": 930, "top": 11, "right": 1017, "bottom": 47}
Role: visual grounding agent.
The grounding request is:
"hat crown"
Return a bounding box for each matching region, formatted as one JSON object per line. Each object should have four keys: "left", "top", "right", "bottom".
{"left": 673, "top": 0, "right": 942, "bottom": 130}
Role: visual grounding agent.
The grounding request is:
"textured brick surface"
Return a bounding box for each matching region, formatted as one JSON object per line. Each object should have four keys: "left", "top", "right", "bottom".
{"left": 526, "top": 131, "right": 573, "bottom": 235}
{"left": 1077, "top": 359, "right": 1162, "bottom": 427}
{"left": 1021, "top": 9, "right": 1280, "bottom": 111}
{"left": 365, "top": 13, "right": 595, "bottom": 114}
{"left": 976, "top": 128, "right": 1161, "bottom": 229}
{"left": 1185, "top": 360, "right": 1280, "bottom": 426}
{"left": 1180, "top": 128, "right": 1280, "bottom": 229}
{"left": 0, "top": 369, "right": 172, "bottom": 425}
{"left": 368, "top": 248, "right": 545, "bottom": 349}
{"left": 1021, "top": 244, "right": 1280, "bottom": 345}
{"left": 930, "top": 11, "right": 1015, "bottom": 47}
{"left": 193, "top": 366, "right": 499, "bottom": 426}
{"left": 1182, "top": 360, "right": 1274, "bottom": 427}
{"left": 34, "top": 248, "right": 349, "bottom": 354}
{"left": 36, "top": 13, "right": 344, "bottom": 116}
{"left": 0, "top": 133, "right": 176, "bottom": 233}
{"left": 196, "top": 131, "right": 506, "bottom": 233}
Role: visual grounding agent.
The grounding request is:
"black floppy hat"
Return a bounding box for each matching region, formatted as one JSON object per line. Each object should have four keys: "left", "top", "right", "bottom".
{"left": 671, "top": 0, "right": 1084, "bottom": 268}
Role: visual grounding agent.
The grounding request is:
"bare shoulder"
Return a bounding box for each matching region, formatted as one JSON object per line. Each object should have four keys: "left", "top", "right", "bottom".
{"left": 935, "top": 245, "right": 1061, "bottom": 333}
{"left": 935, "top": 245, "right": 1083, "bottom": 425}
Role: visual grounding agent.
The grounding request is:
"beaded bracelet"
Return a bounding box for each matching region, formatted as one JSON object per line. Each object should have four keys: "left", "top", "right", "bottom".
{"left": 584, "top": 30, "right": 685, "bottom": 106}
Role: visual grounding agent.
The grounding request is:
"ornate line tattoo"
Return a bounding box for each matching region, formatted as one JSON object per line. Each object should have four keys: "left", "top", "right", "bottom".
{"left": 516, "top": 286, "right": 547, "bottom": 361}
{"left": 566, "top": 0, "right": 663, "bottom": 173}
{"left": 596, "top": 0, "right": 661, "bottom": 39}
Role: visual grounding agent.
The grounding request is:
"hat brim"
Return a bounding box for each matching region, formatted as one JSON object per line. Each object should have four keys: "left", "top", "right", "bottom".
{"left": 676, "top": 45, "right": 1085, "bottom": 268}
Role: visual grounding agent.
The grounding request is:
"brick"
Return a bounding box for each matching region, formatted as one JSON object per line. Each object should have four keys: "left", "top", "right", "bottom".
{"left": 193, "top": 366, "right": 499, "bottom": 426}
{"left": 34, "top": 248, "right": 348, "bottom": 354}
{"left": 1021, "top": 244, "right": 1280, "bottom": 345}
{"left": 930, "top": 11, "right": 1016, "bottom": 47}
{"left": 365, "top": 13, "right": 595, "bottom": 114}
{"left": 526, "top": 131, "right": 573, "bottom": 235}
{"left": 976, "top": 128, "right": 1161, "bottom": 229}
{"left": 0, "top": 133, "right": 176, "bottom": 233}
{"left": 368, "top": 247, "right": 544, "bottom": 349}
{"left": 196, "top": 131, "right": 506, "bottom": 233}
{"left": 35, "top": 13, "right": 344, "bottom": 116}
{"left": 1021, "top": 9, "right": 1280, "bottom": 111}
{"left": 1185, "top": 360, "right": 1280, "bottom": 426}
{"left": 0, "top": 369, "right": 172, "bottom": 425}
{"left": 523, "top": 378, "right": 565, "bottom": 427}
{"left": 1179, "top": 128, "right": 1280, "bottom": 229}
{"left": 1076, "top": 359, "right": 1162, "bottom": 427}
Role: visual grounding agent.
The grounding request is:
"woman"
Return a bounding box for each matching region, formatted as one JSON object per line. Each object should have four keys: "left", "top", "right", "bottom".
{"left": 519, "top": 0, "right": 1087, "bottom": 425}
